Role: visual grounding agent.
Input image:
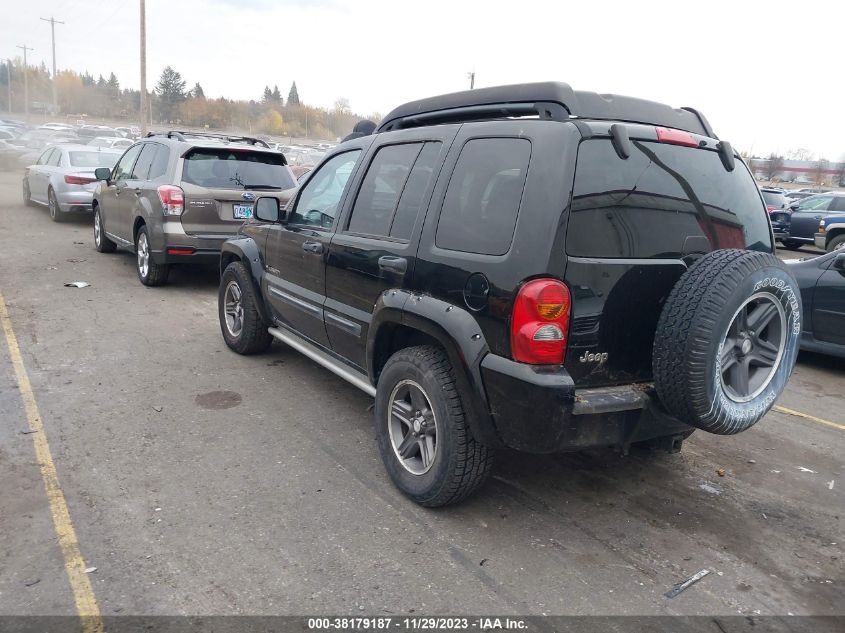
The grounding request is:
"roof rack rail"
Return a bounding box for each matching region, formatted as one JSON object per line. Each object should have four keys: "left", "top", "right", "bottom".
{"left": 146, "top": 130, "right": 271, "bottom": 148}
{"left": 377, "top": 82, "right": 716, "bottom": 138}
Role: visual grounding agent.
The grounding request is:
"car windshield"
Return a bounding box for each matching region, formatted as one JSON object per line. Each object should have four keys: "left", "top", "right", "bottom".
{"left": 69, "top": 151, "right": 120, "bottom": 167}
{"left": 181, "top": 148, "right": 296, "bottom": 189}
{"left": 761, "top": 191, "right": 786, "bottom": 207}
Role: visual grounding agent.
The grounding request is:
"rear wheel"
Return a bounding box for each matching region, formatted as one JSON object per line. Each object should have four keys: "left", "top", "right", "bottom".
{"left": 782, "top": 240, "right": 802, "bottom": 250}
{"left": 218, "top": 261, "right": 272, "bottom": 355}
{"left": 47, "top": 187, "right": 63, "bottom": 222}
{"left": 93, "top": 205, "right": 116, "bottom": 253}
{"left": 825, "top": 234, "right": 845, "bottom": 252}
{"left": 374, "top": 345, "right": 493, "bottom": 507}
{"left": 135, "top": 225, "right": 169, "bottom": 286}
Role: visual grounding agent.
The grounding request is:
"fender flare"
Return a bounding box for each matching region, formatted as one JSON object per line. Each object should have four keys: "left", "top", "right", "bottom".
{"left": 220, "top": 237, "right": 271, "bottom": 326}
{"left": 367, "top": 290, "right": 502, "bottom": 448}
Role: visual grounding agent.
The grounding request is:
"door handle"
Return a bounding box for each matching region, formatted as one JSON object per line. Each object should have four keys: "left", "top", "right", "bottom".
{"left": 378, "top": 256, "right": 408, "bottom": 274}
{"left": 302, "top": 241, "right": 324, "bottom": 254}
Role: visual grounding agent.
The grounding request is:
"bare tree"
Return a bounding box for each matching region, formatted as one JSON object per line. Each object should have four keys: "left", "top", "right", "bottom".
{"left": 765, "top": 153, "right": 785, "bottom": 181}
{"left": 333, "top": 97, "right": 350, "bottom": 115}
{"left": 812, "top": 158, "right": 830, "bottom": 185}
{"left": 786, "top": 147, "right": 813, "bottom": 161}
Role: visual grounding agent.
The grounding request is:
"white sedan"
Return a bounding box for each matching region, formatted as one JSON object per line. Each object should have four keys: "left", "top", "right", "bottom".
{"left": 22, "top": 144, "right": 123, "bottom": 222}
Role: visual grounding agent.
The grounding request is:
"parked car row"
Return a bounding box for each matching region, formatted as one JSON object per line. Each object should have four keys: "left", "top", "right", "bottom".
{"left": 23, "top": 85, "right": 843, "bottom": 508}
{"left": 768, "top": 191, "right": 845, "bottom": 252}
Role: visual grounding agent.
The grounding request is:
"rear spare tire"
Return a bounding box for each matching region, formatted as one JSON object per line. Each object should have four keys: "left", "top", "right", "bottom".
{"left": 653, "top": 249, "right": 801, "bottom": 435}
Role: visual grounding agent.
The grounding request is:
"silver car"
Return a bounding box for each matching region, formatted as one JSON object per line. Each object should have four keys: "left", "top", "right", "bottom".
{"left": 22, "top": 144, "right": 123, "bottom": 222}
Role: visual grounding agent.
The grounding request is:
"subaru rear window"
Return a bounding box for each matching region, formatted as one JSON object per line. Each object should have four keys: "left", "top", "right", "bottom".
{"left": 567, "top": 139, "right": 772, "bottom": 258}
{"left": 182, "top": 149, "right": 296, "bottom": 190}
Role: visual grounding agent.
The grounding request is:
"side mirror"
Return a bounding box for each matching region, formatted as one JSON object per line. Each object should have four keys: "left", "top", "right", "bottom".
{"left": 94, "top": 167, "right": 111, "bottom": 182}
{"left": 833, "top": 253, "right": 845, "bottom": 272}
{"left": 254, "top": 196, "right": 280, "bottom": 222}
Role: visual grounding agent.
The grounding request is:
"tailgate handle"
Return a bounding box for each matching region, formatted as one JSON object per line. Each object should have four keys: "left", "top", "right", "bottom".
{"left": 378, "top": 256, "right": 407, "bottom": 274}
{"left": 302, "top": 241, "right": 324, "bottom": 254}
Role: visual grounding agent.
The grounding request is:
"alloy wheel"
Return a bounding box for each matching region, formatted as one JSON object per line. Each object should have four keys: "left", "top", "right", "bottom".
{"left": 137, "top": 232, "right": 150, "bottom": 279}
{"left": 223, "top": 280, "right": 245, "bottom": 337}
{"left": 387, "top": 379, "right": 439, "bottom": 475}
{"left": 94, "top": 210, "right": 102, "bottom": 247}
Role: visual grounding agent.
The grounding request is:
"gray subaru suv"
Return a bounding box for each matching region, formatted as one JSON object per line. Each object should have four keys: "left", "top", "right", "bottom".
{"left": 92, "top": 131, "right": 297, "bottom": 286}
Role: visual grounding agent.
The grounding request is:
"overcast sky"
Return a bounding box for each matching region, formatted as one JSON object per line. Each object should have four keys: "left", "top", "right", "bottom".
{"left": 2, "top": 0, "right": 843, "bottom": 158}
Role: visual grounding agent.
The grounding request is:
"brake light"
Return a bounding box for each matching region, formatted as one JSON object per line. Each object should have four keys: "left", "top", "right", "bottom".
{"left": 766, "top": 206, "right": 776, "bottom": 213}
{"left": 510, "top": 279, "right": 571, "bottom": 365}
{"left": 655, "top": 127, "right": 698, "bottom": 148}
{"left": 158, "top": 185, "right": 184, "bottom": 216}
{"left": 64, "top": 175, "right": 96, "bottom": 185}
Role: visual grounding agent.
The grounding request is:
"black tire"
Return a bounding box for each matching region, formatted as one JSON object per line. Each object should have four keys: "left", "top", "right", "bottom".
{"left": 47, "top": 187, "right": 63, "bottom": 222}
{"left": 653, "top": 249, "right": 801, "bottom": 435}
{"left": 374, "top": 345, "right": 493, "bottom": 507}
{"left": 782, "top": 240, "right": 802, "bottom": 250}
{"left": 825, "top": 234, "right": 845, "bottom": 253}
{"left": 93, "top": 204, "right": 116, "bottom": 253}
{"left": 134, "top": 224, "right": 169, "bottom": 286}
{"left": 22, "top": 179, "right": 34, "bottom": 207}
{"left": 218, "top": 261, "right": 272, "bottom": 355}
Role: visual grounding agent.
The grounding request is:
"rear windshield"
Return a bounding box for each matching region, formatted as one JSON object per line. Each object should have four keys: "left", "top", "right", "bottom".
{"left": 181, "top": 149, "right": 296, "bottom": 190}
{"left": 69, "top": 151, "right": 121, "bottom": 167}
{"left": 761, "top": 191, "right": 786, "bottom": 208}
{"left": 568, "top": 139, "right": 772, "bottom": 258}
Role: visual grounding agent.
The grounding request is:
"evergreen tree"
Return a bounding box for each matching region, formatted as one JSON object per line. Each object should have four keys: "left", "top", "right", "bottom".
{"left": 155, "top": 66, "right": 187, "bottom": 121}
{"left": 262, "top": 85, "right": 272, "bottom": 103}
{"left": 191, "top": 82, "right": 205, "bottom": 98}
{"left": 271, "top": 84, "right": 282, "bottom": 103}
{"left": 287, "top": 81, "right": 300, "bottom": 106}
{"left": 106, "top": 72, "right": 120, "bottom": 99}
{"left": 96, "top": 74, "right": 106, "bottom": 88}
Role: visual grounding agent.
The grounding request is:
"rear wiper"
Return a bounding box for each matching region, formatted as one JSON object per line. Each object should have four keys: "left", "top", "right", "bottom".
{"left": 243, "top": 184, "right": 281, "bottom": 190}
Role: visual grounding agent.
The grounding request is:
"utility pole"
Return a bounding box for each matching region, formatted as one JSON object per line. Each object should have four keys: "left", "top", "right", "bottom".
{"left": 6, "top": 59, "right": 11, "bottom": 113}
{"left": 16, "top": 45, "right": 33, "bottom": 121}
{"left": 40, "top": 16, "right": 64, "bottom": 114}
{"left": 468, "top": 71, "right": 475, "bottom": 90}
{"left": 139, "top": 0, "right": 148, "bottom": 135}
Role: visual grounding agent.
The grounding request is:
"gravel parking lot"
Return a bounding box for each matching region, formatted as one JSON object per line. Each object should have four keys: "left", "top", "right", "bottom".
{"left": 0, "top": 171, "right": 841, "bottom": 618}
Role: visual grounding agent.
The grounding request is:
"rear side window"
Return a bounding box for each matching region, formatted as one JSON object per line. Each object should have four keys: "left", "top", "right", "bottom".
{"left": 346, "top": 141, "right": 442, "bottom": 240}
{"left": 182, "top": 148, "right": 296, "bottom": 190}
{"left": 568, "top": 139, "right": 772, "bottom": 258}
{"left": 148, "top": 145, "right": 169, "bottom": 179}
{"left": 130, "top": 144, "right": 158, "bottom": 180}
{"left": 436, "top": 138, "right": 530, "bottom": 255}
{"left": 47, "top": 149, "right": 62, "bottom": 166}
{"left": 831, "top": 197, "right": 845, "bottom": 212}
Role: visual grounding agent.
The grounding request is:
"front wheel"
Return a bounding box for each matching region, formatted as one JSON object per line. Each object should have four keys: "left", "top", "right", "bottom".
{"left": 93, "top": 205, "right": 116, "bottom": 253}
{"left": 782, "top": 240, "right": 802, "bottom": 250}
{"left": 135, "top": 225, "right": 169, "bottom": 286}
{"left": 218, "top": 261, "right": 272, "bottom": 354}
{"left": 825, "top": 234, "right": 845, "bottom": 253}
{"left": 374, "top": 345, "right": 493, "bottom": 507}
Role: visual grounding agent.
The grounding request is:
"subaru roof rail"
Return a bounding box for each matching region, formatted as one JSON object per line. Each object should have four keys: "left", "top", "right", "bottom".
{"left": 146, "top": 130, "right": 271, "bottom": 148}
{"left": 376, "top": 82, "right": 716, "bottom": 138}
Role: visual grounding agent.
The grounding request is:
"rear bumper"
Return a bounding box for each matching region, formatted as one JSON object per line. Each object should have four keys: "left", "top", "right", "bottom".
{"left": 150, "top": 220, "right": 231, "bottom": 265}
{"left": 480, "top": 354, "right": 692, "bottom": 453}
{"left": 56, "top": 189, "right": 95, "bottom": 213}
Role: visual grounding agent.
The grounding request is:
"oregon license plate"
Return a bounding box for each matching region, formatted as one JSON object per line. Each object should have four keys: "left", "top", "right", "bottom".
{"left": 233, "top": 204, "right": 253, "bottom": 219}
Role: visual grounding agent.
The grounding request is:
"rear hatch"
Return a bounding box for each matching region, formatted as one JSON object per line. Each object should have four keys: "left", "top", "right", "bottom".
{"left": 179, "top": 147, "right": 297, "bottom": 236}
{"left": 563, "top": 133, "right": 772, "bottom": 388}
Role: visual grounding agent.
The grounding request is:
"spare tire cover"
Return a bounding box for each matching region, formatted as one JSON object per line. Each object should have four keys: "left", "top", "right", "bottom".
{"left": 653, "top": 249, "right": 801, "bottom": 435}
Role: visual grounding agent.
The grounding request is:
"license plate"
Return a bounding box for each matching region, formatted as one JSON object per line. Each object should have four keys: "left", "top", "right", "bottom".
{"left": 233, "top": 204, "right": 253, "bottom": 219}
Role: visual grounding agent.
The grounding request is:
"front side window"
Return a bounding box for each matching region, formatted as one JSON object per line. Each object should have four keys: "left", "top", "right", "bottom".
{"left": 130, "top": 144, "right": 158, "bottom": 180}
{"left": 113, "top": 144, "right": 142, "bottom": 181}
{"left": 289, "top": 150, "right": 361, "bottom": 228}
{"left": 436, "top": 138, "right": 531, "bottom": 255}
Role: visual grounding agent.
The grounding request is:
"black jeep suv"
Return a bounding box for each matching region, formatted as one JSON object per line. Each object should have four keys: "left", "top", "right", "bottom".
{"left": 217, "top": 83, "right": 801, "bottom": 506}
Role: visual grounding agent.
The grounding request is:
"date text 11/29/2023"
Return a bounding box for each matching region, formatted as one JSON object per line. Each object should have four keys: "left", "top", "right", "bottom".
{"left": 307, "top": 617, "right": 528, "bottom": 631}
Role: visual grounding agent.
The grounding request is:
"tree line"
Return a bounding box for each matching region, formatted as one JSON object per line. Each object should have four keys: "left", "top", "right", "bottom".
{"left": 1, "top": 61, "right": 374, "bottom": 140}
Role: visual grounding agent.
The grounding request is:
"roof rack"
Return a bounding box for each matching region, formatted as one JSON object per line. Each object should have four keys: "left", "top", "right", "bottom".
{"left": 376, "top": 82, "right": 717, "bottom": 138}
{"left": 146, "top": 130, "right": 271, "bottom": 148}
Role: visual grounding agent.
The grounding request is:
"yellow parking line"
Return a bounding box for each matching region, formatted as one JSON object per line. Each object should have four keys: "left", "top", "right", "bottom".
{"left": 0, "top": 291, "right": 104, "bottom": 633}
{"left": 773, "top": 405, "right": 845, "bottom": 431}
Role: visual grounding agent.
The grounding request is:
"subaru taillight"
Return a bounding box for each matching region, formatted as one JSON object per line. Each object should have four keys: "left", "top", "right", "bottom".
{"left": 510, "top": 279, "right": 571, "bottom": 365}
{"left": 158, "top": 185, "right": 184, "bottom": 216}
{"left": 64, "top": 175, "right": 96, "bottom": 185}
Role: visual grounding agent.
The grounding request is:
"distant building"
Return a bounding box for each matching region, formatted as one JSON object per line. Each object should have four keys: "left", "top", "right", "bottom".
{"left": 748, "top": 158, "right": 845, "bottom": 186}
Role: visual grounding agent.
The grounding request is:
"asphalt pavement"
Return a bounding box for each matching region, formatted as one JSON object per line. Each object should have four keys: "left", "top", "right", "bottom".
{"left": 0, "top": 171, "right": 841, "bottom": 619}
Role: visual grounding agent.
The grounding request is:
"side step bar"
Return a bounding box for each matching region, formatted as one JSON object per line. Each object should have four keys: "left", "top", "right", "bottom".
{"left": 268, "top": 327, "right": 376, "bottom": 397}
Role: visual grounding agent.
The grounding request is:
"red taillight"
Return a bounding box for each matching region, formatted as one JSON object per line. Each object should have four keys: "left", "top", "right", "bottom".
{"left": 166, "top": 248, "right": 195, "bottom": 255}
{"left": 64, "top": 175, "right": 96, "bottom": 185}
{"left": 158, "top": 185, "right": 184, "bottom": 216}
{"left": 766, "top": 206, "right": 776, "bottom": 213}
{"left": 510, "top": 279, "right": 571, "bottom": 365}
{"left": 655, "top": 127, "right": 698, "bottom": 147}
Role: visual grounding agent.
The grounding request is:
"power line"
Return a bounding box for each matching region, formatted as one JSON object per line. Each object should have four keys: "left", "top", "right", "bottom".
{"left": 40, "top": 16, "right": 65, "bottom": 113}
{"left": 16, "top": 44, "right": 34, "bottom": 121}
